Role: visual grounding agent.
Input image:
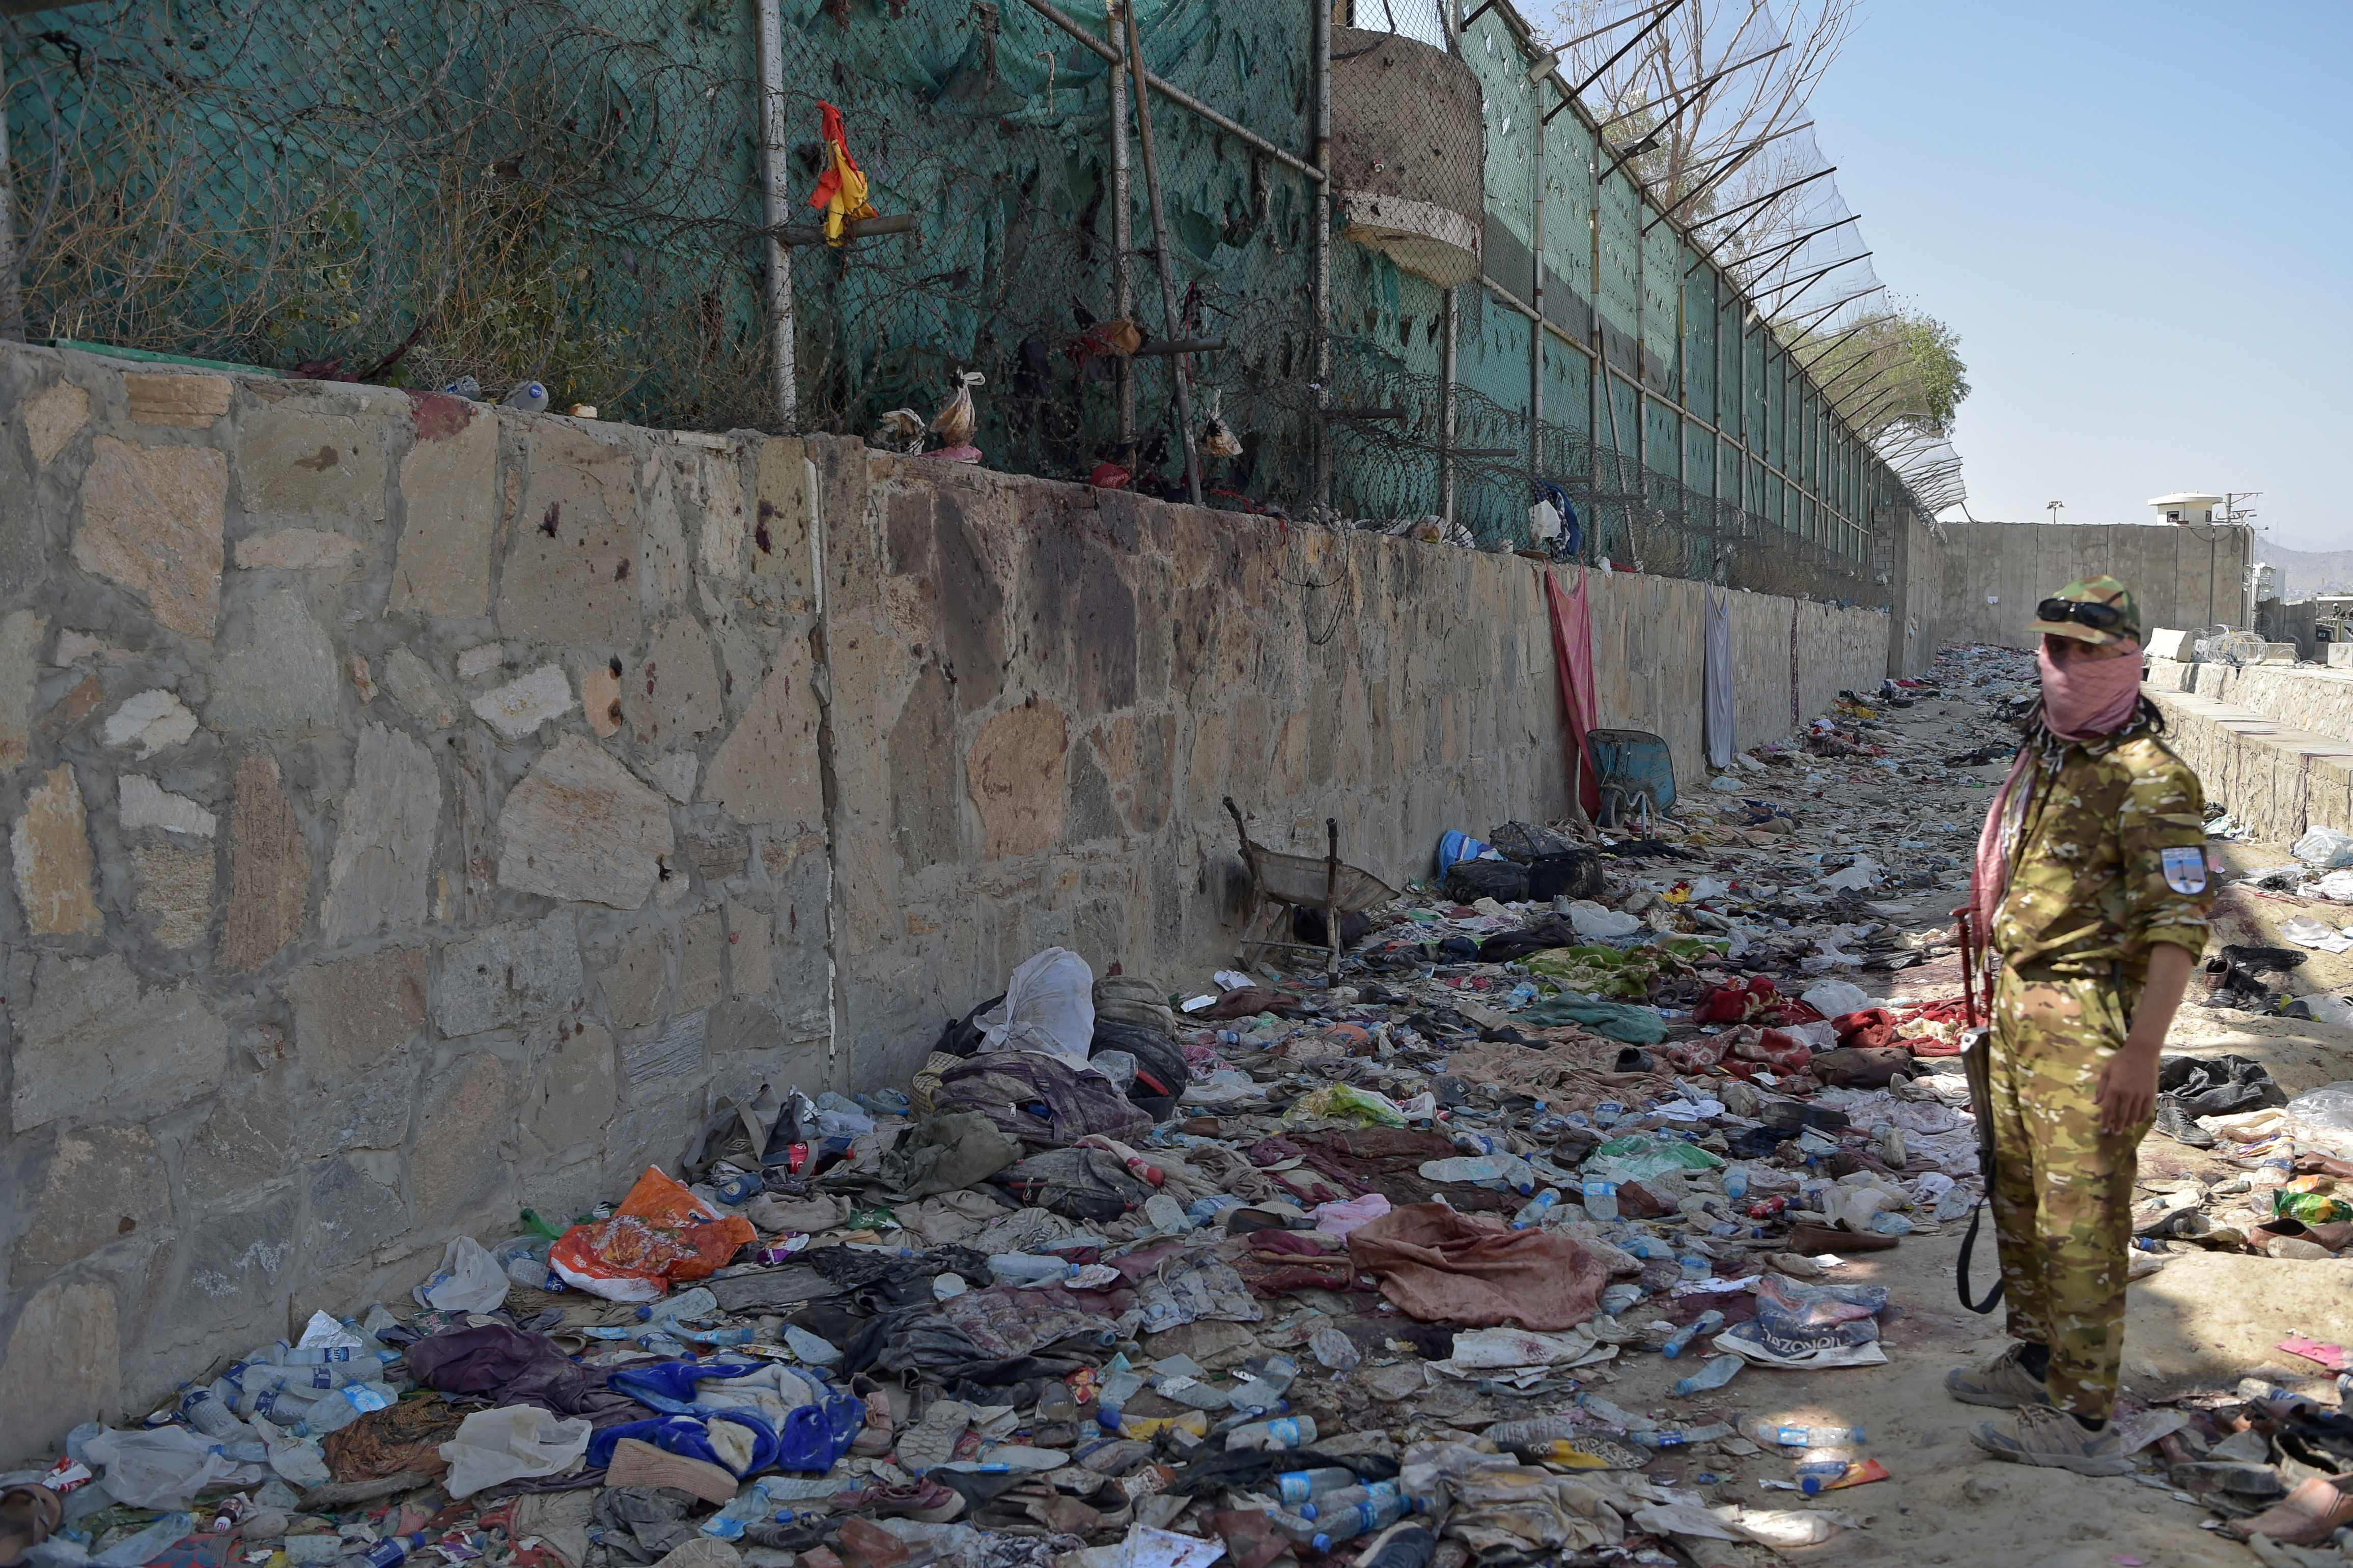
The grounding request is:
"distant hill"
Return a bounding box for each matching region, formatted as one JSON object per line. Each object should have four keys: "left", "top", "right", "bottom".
{"left": 2256, "top": 539, "right": 2353, "bottom": 600}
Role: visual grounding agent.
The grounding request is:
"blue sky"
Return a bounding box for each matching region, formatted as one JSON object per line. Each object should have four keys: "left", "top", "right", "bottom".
{"left": 1806, "top": 1, "right": 2350, "bottom": 551}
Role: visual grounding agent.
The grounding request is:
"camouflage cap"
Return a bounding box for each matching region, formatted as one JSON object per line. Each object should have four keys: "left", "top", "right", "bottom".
{"left": 2026, "top": 575, "right": 2142, "bottom": 647}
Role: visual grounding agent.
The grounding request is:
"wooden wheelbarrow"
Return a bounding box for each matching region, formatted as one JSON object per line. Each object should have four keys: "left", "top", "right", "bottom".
{"left": 1223, "top": 797, "right": 1397, "bottom": 978}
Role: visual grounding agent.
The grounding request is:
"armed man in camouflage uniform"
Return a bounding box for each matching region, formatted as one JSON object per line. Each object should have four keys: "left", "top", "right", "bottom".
{"left": 1948, "top": 577, "right": 2214, "bottom": 1475}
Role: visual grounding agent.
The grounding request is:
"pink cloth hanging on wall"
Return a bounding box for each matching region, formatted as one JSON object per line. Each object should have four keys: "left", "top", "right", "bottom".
{"left": 1545, "top": 569, "right": 1600, "bottom": 818}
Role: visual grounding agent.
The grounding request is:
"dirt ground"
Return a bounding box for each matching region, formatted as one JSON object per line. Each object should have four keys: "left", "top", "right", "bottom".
{"left": 1661, "top": 686, "right": 2353, "bottom": 1567}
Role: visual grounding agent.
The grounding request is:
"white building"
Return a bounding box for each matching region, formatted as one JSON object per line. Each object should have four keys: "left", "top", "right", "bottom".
{"left": 2148, "top": 492, "right": 2225, "bottom": 525}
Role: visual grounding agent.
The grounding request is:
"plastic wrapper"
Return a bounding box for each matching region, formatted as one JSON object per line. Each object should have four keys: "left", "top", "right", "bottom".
{"left": 83, "top": 1428, "right": 263, "bottom": 1509}
{"left": 415, "top": 1235, "right": 511, "bottom": 1312}
{"left": 437, "top": 1406, "right": 593, "bottom": 1499}
{"left": 1282, "top": 1085, "right": 1408, "bottom": 1128}
{"left": 548, "top": 1167, "right": 758, "bottom": 1303}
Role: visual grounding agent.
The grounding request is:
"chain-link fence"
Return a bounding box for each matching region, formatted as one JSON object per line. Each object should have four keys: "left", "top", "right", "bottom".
{"left": 2, "top": 0, "right": 1328, "bottom": 502}
{"left": 1316, "top": 0, "right": 1950, "bottom": 608}
{"left": 2, "top": 0, "right": 1947, "bottom": 603}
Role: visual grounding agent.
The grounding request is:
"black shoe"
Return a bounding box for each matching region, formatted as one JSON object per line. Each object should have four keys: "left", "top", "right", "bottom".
{"left": 1612, "top": 1046, "right": 1655, "bottom": 1073}
{"left": 2153, "top": 1098, "right": 2216, "bottom": 1148}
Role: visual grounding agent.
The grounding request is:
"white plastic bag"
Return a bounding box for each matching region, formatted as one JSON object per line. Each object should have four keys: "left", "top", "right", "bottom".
{"left": 83, "top": 1427, "right": 263, "bottom": 1508}
{"left": 1820, "top": 856, "right": 1881, "bottom": 892}
{"left": 975, "top": 947, "right": 1095, "bottom": 1066}
{"left": 2292, "top": 826, "right": 2353, "bottom": 869}
{"left": 1801, "top": 980, "right": 1871, "bottom": 1019}
{"left": 438, "top": 1405, "right": 592, "bottom": 1499}
{"left": 1565, "top": 900, "right": 1641, "bottom": 939}
{"left": 2283, "top": 1082, "right": 2353, "bottom": 1137}
{"left": 2299, "top": 993, "right": 2353, "bottom": 1027}
{"left": 2283, "top": 915, "right": 2353, "bottom": 954}
{"left": 416, "top": 1236, "right": 511, "bottom": 1313}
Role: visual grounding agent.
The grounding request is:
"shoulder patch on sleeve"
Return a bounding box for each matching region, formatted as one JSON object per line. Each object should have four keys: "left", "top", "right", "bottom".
{"left": 2161, "top": 845, "right": 2209, "bottom": 895}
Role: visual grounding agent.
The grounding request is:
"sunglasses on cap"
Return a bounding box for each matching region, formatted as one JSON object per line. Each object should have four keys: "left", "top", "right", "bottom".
{"left": 2036, "top": 597, "right": 2128, "bottom": 632}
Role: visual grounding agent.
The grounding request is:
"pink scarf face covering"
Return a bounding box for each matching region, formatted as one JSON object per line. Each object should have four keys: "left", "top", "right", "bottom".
{"left": 1970, "top": 636, "right": 2142, "bottom": 938}
{"left": 2037, "top": 636, "right": 2143, "bottom": 742}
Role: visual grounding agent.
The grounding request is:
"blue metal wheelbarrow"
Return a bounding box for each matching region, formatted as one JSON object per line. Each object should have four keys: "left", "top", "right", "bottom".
{"left": 1586, "top": 729, "right": 1675, "bottom": 829}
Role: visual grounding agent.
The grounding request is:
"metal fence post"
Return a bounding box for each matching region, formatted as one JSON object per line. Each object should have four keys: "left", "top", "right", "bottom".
{"left": 1441, "top": 283, "right": 1457, "bottom": 526}
{"left": 1104, "top": 4, "right": 1135, "bottom": 448}
{"left": 0, "top": 26, "right": 23, "bottom": 344}
{"left": 1528, "top": 72, "right": 1544, "bottom": 498}
{"left": 755, "top": 0, "right": 798, "bottom": 430}
{"left": 1122, "top": 0, "right": 1201, "bottom": 506}
{"left": 1311, "top": 0, "right": 1331, "bottom": 511}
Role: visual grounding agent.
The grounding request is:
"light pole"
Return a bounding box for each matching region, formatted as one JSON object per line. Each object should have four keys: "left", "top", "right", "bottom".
{"left": 2045, "top": 501, "right": 2064, "bottom": 527}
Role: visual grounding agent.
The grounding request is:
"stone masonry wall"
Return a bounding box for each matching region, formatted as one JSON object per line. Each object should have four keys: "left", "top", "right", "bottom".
{"left": 0, "top": 341, "right": 1892, "bottom": 1459}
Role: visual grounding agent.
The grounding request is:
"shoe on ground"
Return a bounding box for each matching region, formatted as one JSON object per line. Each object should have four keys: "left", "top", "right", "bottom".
{"left": 830, "top": 1477, "right": 966, "bottom": 1523}
{"left": 1945, "top": 1343, "right": 2055, "bottom": 1410}
{"left": 894, "top": 1397, "right": 973, "bottom": 1475}
{"left": 1969, "top": 1405, "right": 2137, "bottom": 1476}
{"left": 2152, "top": 1098, "right": 2216, "bottom": 1148}
{"left": 2223, "top": 1476, "right": 2353, "bottom": 1545}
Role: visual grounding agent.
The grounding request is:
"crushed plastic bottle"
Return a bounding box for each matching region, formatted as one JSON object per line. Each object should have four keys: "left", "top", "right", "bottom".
{"left": 1627, "top": 1421, "right": 1734, "bottom": 1448}
{"left": 1304, "top": 1488, "right": 1411, "bottom": 1540}
{"left": 1748, "top": 1419, "right": 1868, "bottom": 1448}
{"left": 1274, "top": 1467, "right": 1359, "bottom": 1506}
{"left": 1300, "top": 1481, "right": 1406, "bottom": 1521}
{"left": 1581, "top": 1179, "right": 1620, "bottom": 1220}
{"left": 1417, "top": 1154, "right": 1536, "bottom": 1195}
{"left": 989, "top": 1253, "right": 1081, "bottom": 1286}
{"left": 703, "top": 1480, "right": 789, "bottom": 1540}
{"left": 638, "top": 1286, "right": 718, "bottom": 1324}
{"left": 1661, "top": 1310, "right": 1726, "bottom": 1358}
{"left": 1669, "top": 1355, "right": 1744, "bottom": 1396}
{"left": 1510, "top": 1189, "right": 1561, "bottom": 1229}
{"left": 288, "top": 1380, "right": 396, "bottom": 1439}
{"left": 1225, "top": 1414, "right": 1317, "bottom": 1451}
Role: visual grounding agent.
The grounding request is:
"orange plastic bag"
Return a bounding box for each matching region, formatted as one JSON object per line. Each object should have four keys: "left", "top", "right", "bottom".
{"left": 546, "top": 1168, "right": 756, "bottom": 1302}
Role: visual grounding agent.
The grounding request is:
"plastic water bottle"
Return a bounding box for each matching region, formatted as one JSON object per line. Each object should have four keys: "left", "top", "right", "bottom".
{"left": 503, "top": 381, "right": 549, "bottom": 412}
{"left": 1225, "top": 1414, "right": 1317, "bottom": 1451}
{"left": 1581, "top": 1179, "right": 1619, "bottom": 1220}
{"left": 989, "top": 1253, "right": 1081, "bottom": 1286}
{"left": 239, "top": 1387, "right": 321, "bottom": 1424}
{"left": 1300, "top": 1480, "right": 1404, "bottom": 1520}
{"left": 1510, "top": 1189, "right": 1561, "bottom": 1230}
{"left": 359, "top": 1534, "right": 427, "bottom": 1568}
{"left": 1670, "top": 1355, "right": 1744, "bottom": 1396}
{"left": 1268, "top": 1511, "right": 1336, "bottom": 1554}
{"left": 1722, "top": 1165, "right": 1749, "bottom": 1201}
{"left": 1797, "top": 1457, "right": 1853, "bottom": 1495}
{"left": 1421, "top": 1155, "right": 1536, "bottom": 1195}
{"left": 1661, "top": 1310, "right": 1725, "bottom": 1358}
{"left": 229, "top": 1359, "right": 369, "bottom": 1396}
{"left": 702, "top": 1480, "right": 781, "bottom": 1541}
{"left": 1629, "top": 1421, "right": 1734, "bottom": 1448}
{"left": 1305, "top": 1489, "right": 1410, "bottom": 1540}
{"left": 1677, "top": 1255, "right": 1713, "bottom": 1281}
{"left": 177, "top": 1384, "right": 250, "bottom": 1440}
{"left": 1748, "top": 1419, "right": 1867, "bottom": 1448}
{"left": 288, "top": 1381, "right": 396, "bottom": 1439}
{"left": 675, "top": 1326, "right": 757, "bottom": 1347}
{"left": 638, "top": 1286, "right": 718, "bottom": 1324}
{"left": 1274, "top": 1467, "right": 1360, "bottom": 1506}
